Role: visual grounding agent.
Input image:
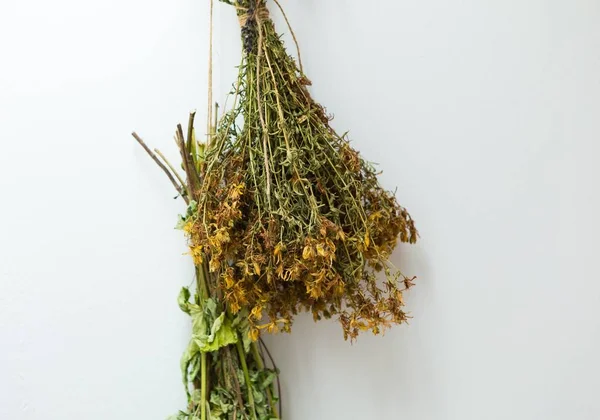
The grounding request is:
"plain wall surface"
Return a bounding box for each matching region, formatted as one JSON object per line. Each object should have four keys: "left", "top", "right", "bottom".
{"left": 1, "top": 1, "right": 600, "bottom": 419}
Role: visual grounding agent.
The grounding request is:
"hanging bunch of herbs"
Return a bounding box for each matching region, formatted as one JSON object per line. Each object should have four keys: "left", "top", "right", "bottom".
{"left": 133, "top": 114, "right": 280, "bottom": 420}
{"left": 188, "top": 0, "right": 418, "bottom": 342}
{"left": 131, "top": 0, "right": 417, "bottom": 418}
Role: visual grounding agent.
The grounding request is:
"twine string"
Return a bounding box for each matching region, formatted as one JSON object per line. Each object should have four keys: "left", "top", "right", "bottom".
{"left": 237, "top": 2, "right": 270, "bottom": 27}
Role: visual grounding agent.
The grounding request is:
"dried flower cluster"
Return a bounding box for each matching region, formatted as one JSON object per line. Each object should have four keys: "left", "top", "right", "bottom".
{"left": 180, "top": 0, "right": 418, "bottom": 342}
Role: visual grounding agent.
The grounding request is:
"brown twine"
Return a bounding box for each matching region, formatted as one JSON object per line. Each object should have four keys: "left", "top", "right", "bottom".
{"left": 237, "top": 1, "right": 303, "bottom": 72}
{"left": 237, "top": 3, "right": 270, "bottom": 27}
{"left": 271, "top": 0, "right": 303, "bottom": 72}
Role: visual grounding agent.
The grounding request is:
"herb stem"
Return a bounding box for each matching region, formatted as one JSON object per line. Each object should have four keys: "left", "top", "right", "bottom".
{"left": 153, "top": 148, "right": 188, "bottom": 196}
{"left": 131, "top": 132, "right": 188, "bottom": 204}
{"left": 201, "top": 352, "right": 207, "bottom": 420}
{"left": 236, "top": 338, "right": 258, "bottom": 420}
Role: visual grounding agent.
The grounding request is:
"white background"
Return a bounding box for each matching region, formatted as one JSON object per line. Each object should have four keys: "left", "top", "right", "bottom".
{"left": 1, "top": 0, "right": 600, "bottom": 419}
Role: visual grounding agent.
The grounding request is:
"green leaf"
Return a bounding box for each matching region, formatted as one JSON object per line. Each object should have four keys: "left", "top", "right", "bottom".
{"left": 231, "top": 310, "right": 251, "bottom": 353}
{"left": 253, "top": 389, "right": 264, "bottom": 404}
{"left": 209, "top": 391, "right": 233, "bottom": 417}
{"left": 205, "top": 298, "right": 218, "bottom": 319}
{"left": 209, "top": 313, "right": 225, "bottom": 341}
{"left": 175, "top": 216, "right": 187, "bottom": 230}
{"left": 193, "top": 313, "right": 238, "bottom": 353}
{"left": 189, "top": 354, "right": 202, "bottom": 381}
{"left": 261, "top": 370, "right": 278, "bottom": 389}
{"left": 190, "top": 389, "right": 202, "bottom": 404}
{"left": 180, "top": 339, "right": 200, "bottom": 397}
{"left": 187, "top": 200, "right": 198, "bottom": 216}
{"left": 242, "top": 331, "right": 251, "bottom": 353}
{"left": 178, "top": 287, "right": 191, "bottom": 314}
{"left": 190, "top": 305, "right": 207, "bottom": 336}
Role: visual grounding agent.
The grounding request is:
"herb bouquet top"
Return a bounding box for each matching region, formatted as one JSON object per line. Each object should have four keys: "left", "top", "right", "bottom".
{"left": 190, "top": 0, "right": 418, "bottom": 341}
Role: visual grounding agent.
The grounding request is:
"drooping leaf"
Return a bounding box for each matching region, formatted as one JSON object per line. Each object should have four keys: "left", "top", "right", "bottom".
{"left": 205, "top": 298, "right": 217, "bottom": 319}
{"left": 231, "top": 310, "right": 251, "bottom": 353}
{"left": 190, "top": 305, "right": 207, "bottom": 337}
{"left": 178, "top": 287, "right": 191, "bottom": 314}
{"left": 193, "top": 312, "right": 238, "bottom": 353}
{"left": 180, "top": 339, "right": 200, "bottom": 397}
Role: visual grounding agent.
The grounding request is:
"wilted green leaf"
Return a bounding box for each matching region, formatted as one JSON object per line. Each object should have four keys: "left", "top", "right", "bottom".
{"left": 253, "top": 389, "right": 264, "bottom": 404}
{"left": 193, "top": 313, "right": 238, "bottom": 353}
{"left": 178, "top": 287, "right": 191, "bottom": 314}
{"left": 231, "top": 311, "right": 251, "bottom": 353}
{"left": 189, "top": 354, "right": 201, "bottom": 381}
{"left": 205, "top": 298, "right": 217, "bottom": 318}
{"left": 190, "top": 389, "right": 202, "bottom": 404}
{"left": 261, "top": 370, "right": 277, "bottom": 389}
{"left": 180, "top": 339, "right": 200, "bottom": 397}
{"left": 190, "top": 305, "right": 207, "bottom": 336}
{"left": 209, "top": 390, "right": 233, "bottom": 417}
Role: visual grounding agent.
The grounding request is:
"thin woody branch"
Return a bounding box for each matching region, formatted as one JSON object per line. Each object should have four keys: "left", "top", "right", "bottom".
{"left": 131, "top": 132, "right": 189, "bottom": 204}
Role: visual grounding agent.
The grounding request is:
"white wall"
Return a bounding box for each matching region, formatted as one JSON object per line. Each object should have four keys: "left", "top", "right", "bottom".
{"left": 1, "top": 1, "right": 600, "bottom": 419}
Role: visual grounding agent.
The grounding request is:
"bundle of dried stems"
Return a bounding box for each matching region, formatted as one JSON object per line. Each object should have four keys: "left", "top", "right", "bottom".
{"left": 132, "top": 1, "right": 417, "bottom": 419}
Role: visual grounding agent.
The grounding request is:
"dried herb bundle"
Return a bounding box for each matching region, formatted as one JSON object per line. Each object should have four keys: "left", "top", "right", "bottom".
{"left": 133, "top": 118, "right": 280, "bottom": 420}
{"left": 184, "top": 0, "right": 418, "bottom": 342}
{"left": 132, "top": 1, "right": 417, "bottom": 418}
{"left": 131, "top": 3, "right": 280, "bottom": 418}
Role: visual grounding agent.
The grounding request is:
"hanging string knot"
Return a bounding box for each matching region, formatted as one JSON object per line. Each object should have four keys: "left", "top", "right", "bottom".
{"left": 237, "top": 2, "right": 270, "bottom": 27}
{"left": 239, "top": 2, "right": 269, "bottom": 54}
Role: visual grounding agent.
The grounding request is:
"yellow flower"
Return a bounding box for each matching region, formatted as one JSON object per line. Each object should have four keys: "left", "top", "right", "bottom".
{"left": 275, "top": 264, "right": 284, "bottom": 278}
{"left": 183, "top": 220, "right": 194, "bottom": 234}
{"left": 364, "top": 231, "right": 371, "bottom": 249}
{"left": 249, "top": 328, "right": 260, "bottom": 342}
{"left": 250, "top": 305, "right": 263, "bottom": 320}
{"left": 396, "top": 291, "right": 405, "bottom": 306}
{"left": 229, "top": 301, "right": 241, "bottom": 314}
{"left": 316, "top": 243, "right": 327, "bottom": 257}
{"left": 188, "top": 246, "right": 203, "bottom": 264}
{"left": 253, "top": 262, "right": 261, "bottom": 276}
{"left": 273, "top": 242, "right": 284, "bottom": 262}
{"left": 229, "top": 183, "right": 245, "bottom": 200}
{"left": 223, "top": 273, "right": 235, "bottom": 289}
{"left": 209, "top": 258, "right": 220, "bottom": 272}
{"left": 368, "top": 211, "right": 383, "bottom": 221}
{"left": 306, "top": 282, "right": 323, "bottom": 299}
{"left": 302, "top": 245, "right": 314, "bottom": 260}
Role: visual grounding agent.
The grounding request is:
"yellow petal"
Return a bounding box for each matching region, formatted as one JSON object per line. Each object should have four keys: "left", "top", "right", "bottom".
{"left": 302, "top": 245, "right": 312, "bottom": 260}
{"left": 316, "top": 243, "right": 327, "bottom": 257}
